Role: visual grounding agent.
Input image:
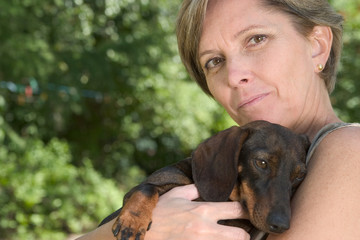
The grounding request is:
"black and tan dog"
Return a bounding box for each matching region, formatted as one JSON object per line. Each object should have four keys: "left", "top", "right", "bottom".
{"left": 107, "top": 120, "right": 310, "bottom": 240}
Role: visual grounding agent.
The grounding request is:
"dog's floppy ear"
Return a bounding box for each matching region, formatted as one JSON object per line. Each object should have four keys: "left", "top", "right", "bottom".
{"left": 192, "top": 126, "right": 249, "bottom": 202}
{"left": 299, "top": 134, "right": 311, "bottom": 163}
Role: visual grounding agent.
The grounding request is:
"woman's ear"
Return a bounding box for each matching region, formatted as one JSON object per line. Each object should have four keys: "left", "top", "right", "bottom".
{"left": 310, "top": 26, "right": 333, "bottom": 72}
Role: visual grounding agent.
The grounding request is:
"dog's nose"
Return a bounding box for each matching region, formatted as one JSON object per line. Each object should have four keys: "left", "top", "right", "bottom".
{"left": 267, "top": 213, "right": 290, "bottom": 233}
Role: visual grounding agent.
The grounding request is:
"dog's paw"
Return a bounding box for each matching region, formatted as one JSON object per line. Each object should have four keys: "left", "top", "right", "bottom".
{"left": 112, "top": 212, "right": 150, "bottom": 240}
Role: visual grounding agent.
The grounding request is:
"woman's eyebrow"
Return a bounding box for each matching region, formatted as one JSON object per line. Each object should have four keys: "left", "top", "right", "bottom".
{"left": 232, "top": 24, "right": 267, "bottom": 40}
{"left": 199, "top": 24, "right": 268, "bottom": 58}
{"left": 199, "top": 49, "right": 217, "bottom": 59}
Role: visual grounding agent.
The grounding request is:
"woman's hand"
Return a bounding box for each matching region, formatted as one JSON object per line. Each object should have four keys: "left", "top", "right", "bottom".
{"left": 144, "top": 184, "right": 250, "bottom": 240}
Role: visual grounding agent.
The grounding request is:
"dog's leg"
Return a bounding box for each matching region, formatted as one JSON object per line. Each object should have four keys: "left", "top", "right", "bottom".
{"left": 112, "top": 184, "right": 159, "bottom": 240}
{"left": 112, "top": 159, "right": 194, "bottom": 240}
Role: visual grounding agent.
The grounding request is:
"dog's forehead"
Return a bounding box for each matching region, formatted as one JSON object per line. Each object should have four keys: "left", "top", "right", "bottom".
{"left": 244, "top": 123, "right": 305, "bottom": 154}
{"left": 249, "top": 125, "right": 294, "bottom": 142}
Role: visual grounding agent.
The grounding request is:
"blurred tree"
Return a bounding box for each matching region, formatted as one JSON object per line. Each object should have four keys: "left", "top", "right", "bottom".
{"left": 0, "top": 129, "right": 126, "bottom": 240}
{"left": 331, "top": 0, "right": 360, "bottom": 122}
{"left": 0, "top": 0, "right": 235, "bottom": 180}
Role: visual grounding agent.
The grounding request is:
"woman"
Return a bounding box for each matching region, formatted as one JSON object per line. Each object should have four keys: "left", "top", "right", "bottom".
{"left": 78, "top": 0, "right": 360, "bottom": 239}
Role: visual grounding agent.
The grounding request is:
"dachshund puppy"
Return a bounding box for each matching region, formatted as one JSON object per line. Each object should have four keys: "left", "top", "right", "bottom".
{"left": 109, "top": 120, "right": 310, "bottom": 240}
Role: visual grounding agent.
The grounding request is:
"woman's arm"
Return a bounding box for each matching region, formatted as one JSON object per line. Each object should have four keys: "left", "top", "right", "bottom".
{"left": 76, "top": 218, "right": 116, "bottom": 240}
{"left": 77, "top": 184, "right": 250, "bottom": 240}
{"left": 268, "top": 126, "right": 360, "bottom": 239}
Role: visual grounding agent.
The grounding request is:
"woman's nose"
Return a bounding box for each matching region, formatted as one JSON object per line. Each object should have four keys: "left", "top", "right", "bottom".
{"left": 226, "top": 59, "right": 252, "bottom": 88}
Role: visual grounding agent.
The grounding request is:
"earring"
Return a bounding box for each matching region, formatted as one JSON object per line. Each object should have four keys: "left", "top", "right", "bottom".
{"left": 317, "top": 63, "right": 324, "bottom": 71}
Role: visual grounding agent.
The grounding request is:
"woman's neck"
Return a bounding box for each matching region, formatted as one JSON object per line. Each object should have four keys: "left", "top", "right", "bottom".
{"left": 303, "top": 112, "right": 342, "bottom": 141}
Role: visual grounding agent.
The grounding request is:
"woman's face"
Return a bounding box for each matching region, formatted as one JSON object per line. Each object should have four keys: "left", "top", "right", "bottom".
{"left": 199, "top": 0, "right": 323, "bottom": 129}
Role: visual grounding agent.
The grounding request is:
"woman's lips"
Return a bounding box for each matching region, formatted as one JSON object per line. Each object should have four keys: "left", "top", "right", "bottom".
{"left": 238, "top": 93, "right": 270, "bottom": 109}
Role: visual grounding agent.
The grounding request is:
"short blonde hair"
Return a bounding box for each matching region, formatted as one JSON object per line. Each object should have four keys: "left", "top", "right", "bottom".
{"left": 176, "top": 0, "right": 344, "bottom": 96}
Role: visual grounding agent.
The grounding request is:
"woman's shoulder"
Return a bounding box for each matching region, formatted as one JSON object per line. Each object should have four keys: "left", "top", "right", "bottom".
{"left": 298, "top": 123, "right": 360, "bottom": 237}
{"left": 310, "top": 122, "right": 360, "bottom": 176}
{"left": 323, "top": 123, "right": 360, "bottom": 142}
{"left": 314, "top": 122, "right": 360, "bottom": 160}
{"left": 306, "top": 122, "right": 360, "bottom": 164}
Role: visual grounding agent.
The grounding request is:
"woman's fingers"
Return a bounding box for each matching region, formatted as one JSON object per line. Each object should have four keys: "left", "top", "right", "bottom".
{"left": 147, "top": 184, "right": 251, "bottom": 240}
{"left": 215, "top": 224, "right": 251, "bottom": 240}
{"left": 147, "top": 204, "right": 250, "bottom": 240}
{"left": 159, "top": 184, "right": 249, "bottom": 220}
{"left": 186, "top": 201, "right": 249, "bottom": 225}
{"left": 207, "top": 202, "right": 249, "bottom": 220}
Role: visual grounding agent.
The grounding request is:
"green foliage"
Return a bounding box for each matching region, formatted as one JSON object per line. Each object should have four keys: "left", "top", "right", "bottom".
{"left": 0, "top": 131, "right": 125, "bottom": 239}
{"left": 0, "top": 1, "right": 235, "bottom": 238}
{"left": 331, "top": 0, "right": 360, "bottom": 122}
{"left": 0, "top": 0, "right": 234, "bottom": 179}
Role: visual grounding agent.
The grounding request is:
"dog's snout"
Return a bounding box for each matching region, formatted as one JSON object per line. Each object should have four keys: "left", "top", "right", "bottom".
{"left": 267, "top": 212, "right": 290, "bottom": 233}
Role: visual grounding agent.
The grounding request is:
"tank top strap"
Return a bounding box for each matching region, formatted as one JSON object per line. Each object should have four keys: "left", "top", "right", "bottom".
{"left": 306, "top": 122, "right": 360, "bottom": 165}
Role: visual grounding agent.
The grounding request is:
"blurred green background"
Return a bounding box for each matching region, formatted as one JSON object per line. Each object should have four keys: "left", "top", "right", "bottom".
{"left": 0, "top": 0, "right": 359, "bottom": 239}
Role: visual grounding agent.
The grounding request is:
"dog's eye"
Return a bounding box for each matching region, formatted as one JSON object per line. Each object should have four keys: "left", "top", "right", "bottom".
{"left": 255, "top": 159, "right": 268, "bottom": 169}
{"left": 296, "top": 171, "right": 306, "bottom": 181}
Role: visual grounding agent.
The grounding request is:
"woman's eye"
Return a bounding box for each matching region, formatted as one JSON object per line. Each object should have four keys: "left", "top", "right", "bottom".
{"left": 205, "top": 57, "right": 224, "bottom": 69}
{"left": 248, "top": 35, "right": 267, "bottom": 46}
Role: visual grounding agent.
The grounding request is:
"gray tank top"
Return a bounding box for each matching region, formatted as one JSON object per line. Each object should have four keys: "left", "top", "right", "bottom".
{"left": 252, "top": 122, "right": 360, "bottom": 240}
{"left": 306, "top": 122, "right": 360, "bottom": 165}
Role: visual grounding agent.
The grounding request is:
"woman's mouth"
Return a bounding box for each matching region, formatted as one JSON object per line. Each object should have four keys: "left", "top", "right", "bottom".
{"left": 238, "top": 93, "right": 270, "bottom": 109}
